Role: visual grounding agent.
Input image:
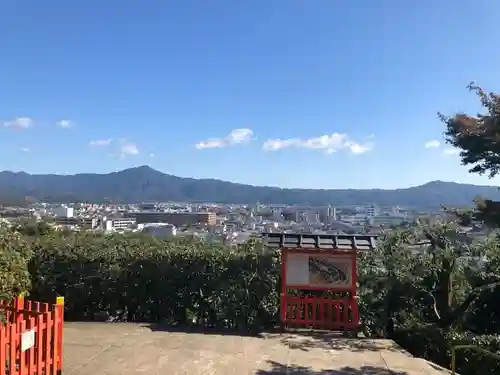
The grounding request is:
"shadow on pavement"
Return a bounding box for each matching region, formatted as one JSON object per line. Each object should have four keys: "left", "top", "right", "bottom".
{"left": 145, "top": 324, "right": 403, "bottom": 353}
{"left": 256, "top": 360, "right": 408, "bottom": 375}
{"left": 144, "top": 322, "right": 279, "bottom": 337}
{"left": 269, "top": 331, "right": 401, "bottom": 353}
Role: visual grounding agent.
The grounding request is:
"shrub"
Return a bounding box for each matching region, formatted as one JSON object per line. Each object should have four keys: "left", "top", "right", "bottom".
{"left": 393, "top": 324, "right": 500, "bottom": 375}
{"left": 28, "top": 233, "right": 281, "bottom": 332}
{"left": 0, "top": 227, "right": 32, "bottom": 301}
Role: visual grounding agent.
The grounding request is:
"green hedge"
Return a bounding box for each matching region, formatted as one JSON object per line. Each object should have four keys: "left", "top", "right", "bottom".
{"left": 28, "top": 234, "right": 281, "bottom": 332}
{"left": 393, "top": 325, "right": 500, "bottom": 375}
{"left": 0, "top": 228, "right": 32, "bottom": 301}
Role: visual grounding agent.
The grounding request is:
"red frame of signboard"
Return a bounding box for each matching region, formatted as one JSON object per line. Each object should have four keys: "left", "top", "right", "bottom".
{"left": 280, "top": 247, "right": 359, "bottom": 333}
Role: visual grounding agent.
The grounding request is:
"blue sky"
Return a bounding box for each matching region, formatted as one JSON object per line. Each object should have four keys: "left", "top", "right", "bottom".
{"left": 1, "top": 1, "right": 500, "bottom": 189}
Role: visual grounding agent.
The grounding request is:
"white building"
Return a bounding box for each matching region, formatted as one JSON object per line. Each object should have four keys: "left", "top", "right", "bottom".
{"left": 53, "top": 205, "right": 74, "bottom": 218}
{"left": 103, "top": 217, "right": 137, "bottom": 231}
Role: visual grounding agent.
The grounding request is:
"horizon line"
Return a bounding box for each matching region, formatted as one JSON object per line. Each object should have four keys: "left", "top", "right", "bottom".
{"left": 0, "top": 165, "right": 498, "bottom": 191}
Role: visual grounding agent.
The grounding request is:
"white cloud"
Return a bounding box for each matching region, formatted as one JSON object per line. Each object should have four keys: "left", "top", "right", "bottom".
{"left": 262, "top": 139, "right": 299, "bottom": 151}
{"left": 424, "top": 140, "right": 440, "bottom": 148}
{"left": 262, "top": 133, "right": 374, "bottom": 155}
{"left": 3, "top": 117, "right": 34, "bottom": 129}
{"left": 227, "top": 128, "right": 254, "bottom": 144}
{"left": 443, "top": 148, "right": 460, "bottom": 155}
{"left": 119, "top": 140, "right": 139, "bottom": 157}
{"left": 56, "top": 120, "right": 72, "bottom": 128}
{"left": 89, "top": 139, "right": 112, "bottom": 147}
{"left": 20, "top": 147, "right": 29, "bottom": 152}
{"left": 149, "top": 153, "right": 155, "bottom": 158}
{"left": 347, "top": 142, "right": 373, "bottom": 154}
{"left": 196, "top": 139, "right": 225, "bottom": 149}
{"left": 195, "top": 128, "right": 254, "bottom": 149}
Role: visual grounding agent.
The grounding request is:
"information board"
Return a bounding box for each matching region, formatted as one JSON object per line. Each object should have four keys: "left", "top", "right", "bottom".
{"left": 285, "top": 253, "right": 353, "bottom": 288}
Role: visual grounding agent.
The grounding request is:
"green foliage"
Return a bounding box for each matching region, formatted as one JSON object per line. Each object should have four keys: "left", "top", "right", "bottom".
{"left": 440, "top": 82, "right": 500, "bottom": 178}
{"left": 444, "top": 198, "right": 500, "bottom": 228}
{"left": 0, "top": 225, "right": 32, "bottom": 311}
{"left": 28, "top": 233, "right": 280, "bottom": 332}
{"left": 1, "top": 219, "right": 500, "bottom": 375}
{"left": 359, "top": 226, "right": 500, "bottom": 375}
{"left": 11, "top": 219, "right": 55, "bottom": 237}
{"left": 394, "top": 325, "right": 500, "bottom": 375}
{"left": 440, "top": 83, "right": 500, "bottom": 228}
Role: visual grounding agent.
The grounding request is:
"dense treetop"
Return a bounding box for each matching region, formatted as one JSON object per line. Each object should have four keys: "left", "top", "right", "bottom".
{"left": 441, "top": 83, "right": 500, "bottom": 226}
{"left": 442, "top": 83, "right": 500, "bottom": 178}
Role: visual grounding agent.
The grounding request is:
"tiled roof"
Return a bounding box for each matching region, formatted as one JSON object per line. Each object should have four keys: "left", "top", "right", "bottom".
{"left": 262, "top": 233, "right": 377, "bottom": 251}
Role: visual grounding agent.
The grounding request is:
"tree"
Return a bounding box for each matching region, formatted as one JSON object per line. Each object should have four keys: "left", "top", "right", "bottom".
{"left": 440, "top": 83, "right": 500, "bottom": 227}
{"left": 441, "top": 82, "right": 500, "bottom": 178}
{"left": 358, "top": 228, "right": 428, "bottom": 337}
{"left": 417, "top": 224, "right": 500, "bottom": 329}
{"left": 0, "top": 227, "right": 32, "bottom": 302}
{"left": 462, "top": 233, "right": 500, "bottom": 333}
{"left": 11, "top": 219, "right": 55, "bottom": 236}
{"left": 359, "top": 224, "right": 500, "bottom": 335}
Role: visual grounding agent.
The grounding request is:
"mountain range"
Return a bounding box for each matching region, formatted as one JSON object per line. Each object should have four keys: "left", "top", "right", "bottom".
{"left": 0, "top": 166, "right": 499, "bottom": 207}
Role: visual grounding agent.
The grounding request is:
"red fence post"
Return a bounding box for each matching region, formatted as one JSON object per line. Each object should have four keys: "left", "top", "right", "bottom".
{"left": 280, "top": 249, "right": 288, "bottom": 329}
{"left": 9, "top": 322, "right": 16, "bottom": 375}
{"left": 0, "top": 324, "right": 5, "bottom": 375}
{"left": 36, "top": 314, "right": 43, "bottom": 375}
{"left": 351, "top": 249, "right": 360, "bottom": 329}
{"left": 16, "top": 293, "right": 25, "bottom": 327}
{"left": 55, "top": 296, "right": 64, "bottom": 374}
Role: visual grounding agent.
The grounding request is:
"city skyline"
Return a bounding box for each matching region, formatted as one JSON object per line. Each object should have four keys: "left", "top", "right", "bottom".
{"left": 2, "top": 1, "right": 500, "bottom": 189}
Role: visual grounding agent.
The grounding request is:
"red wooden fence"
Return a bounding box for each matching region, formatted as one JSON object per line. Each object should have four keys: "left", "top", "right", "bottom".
{"left": 0, "top": 295, "right": 64, "bottom": 375}
{"left": 283, "top": 295, "right": 359, "bottom": 330}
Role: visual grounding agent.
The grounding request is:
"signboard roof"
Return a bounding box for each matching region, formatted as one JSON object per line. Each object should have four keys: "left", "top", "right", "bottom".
{"left": 262, "top": 233, "right": 377, "bottom": 251}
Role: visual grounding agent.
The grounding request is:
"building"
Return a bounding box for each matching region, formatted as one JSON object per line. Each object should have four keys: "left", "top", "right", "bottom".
{"left": 141, "top": 223, "right": 177, "bottom": 237}
{"left": 304, "top": 213, "right": 320, "bottom": 225}
{"left": 272, "top": 208, "right": 282, "bottom": 220}
{"left": 54, "top": 216, "right": 97, "bottom": 229}
{"left": 319, "top": 205, "right": 337, "bottom": 223}
{"left": 365, "top": 204, "right": 380, "bottom": 217}
{"left": 103, "top": 217, "right": 137, "bottom": 231}
{"left": 53, "top": 205, "right": 74, "bottom": 218}
{"left": 133, "top": 212, "right": 216, "bottom": 226}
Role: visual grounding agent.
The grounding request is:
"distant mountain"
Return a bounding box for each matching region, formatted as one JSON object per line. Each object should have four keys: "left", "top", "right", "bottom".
{"left": 0, "top": 166, "right": 499, "bottom": 207}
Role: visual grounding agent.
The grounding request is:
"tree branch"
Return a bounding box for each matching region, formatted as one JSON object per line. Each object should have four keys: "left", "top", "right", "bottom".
{"left": 440, "top": 280, "right": 500, "bottom": 327}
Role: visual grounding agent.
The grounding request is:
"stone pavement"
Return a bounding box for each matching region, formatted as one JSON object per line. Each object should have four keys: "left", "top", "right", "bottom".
{"left": 62, "top": 322, "right": 449, "bottom": 375}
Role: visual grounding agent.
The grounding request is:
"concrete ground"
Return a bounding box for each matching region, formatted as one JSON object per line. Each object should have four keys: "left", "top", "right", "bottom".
{"left": 62, "top": 322, "right": 450, "bottom": 375}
